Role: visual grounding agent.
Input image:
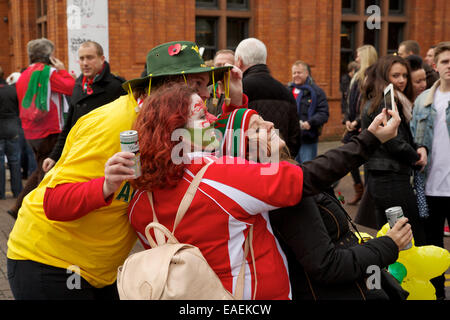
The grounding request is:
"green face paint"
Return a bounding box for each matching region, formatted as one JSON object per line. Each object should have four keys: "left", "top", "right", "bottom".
{"left": 185, "top": 127, "right": 220, "bottom": 150}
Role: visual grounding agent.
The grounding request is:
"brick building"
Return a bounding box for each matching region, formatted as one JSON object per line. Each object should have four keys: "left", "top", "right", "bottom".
{"left": 0, "top": 0, "right": 449, "bottom": 140}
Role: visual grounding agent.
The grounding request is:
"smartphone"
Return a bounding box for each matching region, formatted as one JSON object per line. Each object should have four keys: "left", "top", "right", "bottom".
{"left": 383, "top": 83, "right": 396, "bottom": 121}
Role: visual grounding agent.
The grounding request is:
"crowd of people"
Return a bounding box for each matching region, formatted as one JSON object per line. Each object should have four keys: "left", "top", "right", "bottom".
{"left": 0, "top": 35, "right": 448, "bottom": 300}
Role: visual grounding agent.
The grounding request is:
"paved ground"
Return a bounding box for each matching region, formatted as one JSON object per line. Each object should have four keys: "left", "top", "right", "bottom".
{"left": 0, "top": 140, "right": 448, "bottom": 300}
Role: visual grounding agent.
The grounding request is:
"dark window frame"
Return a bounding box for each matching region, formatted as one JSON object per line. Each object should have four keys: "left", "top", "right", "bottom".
{"left": 195, "top": 0, "right": 253, "bottom": 57}
{"left": 36, "top": 0, "right": 47, "bottom": 38}
{"left": 340, "top": 0, "right": 408, "bottom": 77}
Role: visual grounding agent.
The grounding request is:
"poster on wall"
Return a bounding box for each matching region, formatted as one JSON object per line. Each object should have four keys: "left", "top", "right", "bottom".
{"left": 66, "top": 0, "right": 109, "bottom": 77}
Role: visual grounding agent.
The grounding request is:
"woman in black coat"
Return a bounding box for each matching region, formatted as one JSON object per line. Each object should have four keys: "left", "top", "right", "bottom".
{"left": 270, "top": 192, "right": 405, "bottom": 300}
{"left": 360, "top": 55, "right": 427, "bottom": 246}
{"left": 222, "top": 106, "right": 412, "bottom": 300}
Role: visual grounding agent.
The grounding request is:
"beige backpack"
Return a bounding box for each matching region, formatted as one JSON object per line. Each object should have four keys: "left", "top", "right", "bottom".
{"left": 117, "top": 162, "right": 257, "bottom": 300}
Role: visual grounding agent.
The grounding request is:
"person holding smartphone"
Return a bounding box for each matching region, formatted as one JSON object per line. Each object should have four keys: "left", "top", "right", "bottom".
{"left": 7, "top": 38, "right": 75, "bottom": 219}
{"left": 360, "top": 54, "right": 427, "bottom": 246}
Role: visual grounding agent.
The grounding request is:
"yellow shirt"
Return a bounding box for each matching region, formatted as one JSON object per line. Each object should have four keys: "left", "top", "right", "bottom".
{"left": 7, "top": 95, "right": 138, "bottom": 288}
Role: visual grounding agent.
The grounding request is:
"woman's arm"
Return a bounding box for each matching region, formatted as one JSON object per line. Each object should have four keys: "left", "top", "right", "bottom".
{"left": 301, "top": 108, "right": 400, "bottom": 197}
{"left": 301, "top": 130, "right": 380, "bottom": 196}
{"left": 43, "top": 152, "right": 136, "bottom": 221}
{"left": 270, "top": 196, "right": 399, "bottom": 285}
{"left": 43, "top": 177, "right": 114, "bottom": 221}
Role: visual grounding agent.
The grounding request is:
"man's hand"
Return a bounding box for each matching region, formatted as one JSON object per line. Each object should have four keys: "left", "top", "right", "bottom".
{"left": 217, "top": 64, "right": 243, "bottom": 106}
{"left": 367, "top": 108, "right": 400, "bottom": 143}
{"left": 49, "top": 56, "right": 65, "bottom": 70}
{"left": 103, "top": 152, "right": 136, "bottom": 200}
{"left": 301, "top": 121, "right": 311, "bottom": 130}
{"left": 42, "top": 158, "right": 56, "bottom": 172}
{"left": 345, "top": 120, "right": 354, "bottom": 131}
{"left": 415, "top": 147, "right": 427, "bottom": 171}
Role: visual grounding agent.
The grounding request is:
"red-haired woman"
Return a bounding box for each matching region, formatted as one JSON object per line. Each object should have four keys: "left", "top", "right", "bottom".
{"left": 105, "top": 82, "right": 402, "bottom": 299}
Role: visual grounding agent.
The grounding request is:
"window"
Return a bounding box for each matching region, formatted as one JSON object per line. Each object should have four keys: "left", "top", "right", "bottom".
{"left": 340, "top": 0, "right": 408, "bottom": 77}
{"left": 342, "top": 0, "right": 357, "bottom": 14}
{"left": 36, "top": 0, "right": 47, "bottom": 38}
{"left": 389, "top": 0, "right": 404, "bottom": 15}
{"left": 364, "top": 0, "right": 381, "bottom": 13}
{"left": 196, "top": 0, "right": 218, "bottom": 9}
{"left": 196, "top": 17, "right": 218, "bottom": 61}
{"left": 227, "top": 18, "right": 249, "bottom": 50}
{"left": 387, "top": 23, "right": 404, "bottom": 54}
{"left": 227, "top": 0, "right": 249, "bottom": 10}
{"left": 364, "top": 24, "right": 380, "bottom": 52}
{"left": 341, "top": 22, "right": 356, "bottom": 76}
{"left": 196, "top": 0, "right": 252, "bottom": 61}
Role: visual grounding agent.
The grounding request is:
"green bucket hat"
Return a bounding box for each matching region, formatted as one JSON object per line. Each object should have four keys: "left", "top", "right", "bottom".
{"left": 122, "top": 41, "right": 233, "bottom": 92}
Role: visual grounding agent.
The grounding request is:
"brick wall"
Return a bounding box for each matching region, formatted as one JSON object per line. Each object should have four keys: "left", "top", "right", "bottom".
{"left": 1, "top": 0, "right": 449, "bottom": 140}
{"left": 0, "top": 0, "right": 10, "bottom": 76}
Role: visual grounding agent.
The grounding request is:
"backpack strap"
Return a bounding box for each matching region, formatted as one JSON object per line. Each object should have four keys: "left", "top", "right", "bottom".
{"left": 234, "top": 225, "right": 257, "bottom": 300}
{"left": 146, "top": 160, "right": 213, "bottom": 246}
{"left": 173, "top": 160, "right": 214, "bottom": 233}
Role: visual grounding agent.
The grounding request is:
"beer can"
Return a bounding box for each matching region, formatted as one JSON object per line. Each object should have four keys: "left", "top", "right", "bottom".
{"left": 385, "top": 206, "right": 412, "bottom": 250}
{"left": 120, "top": 130, "right": 141, "bottom": 178}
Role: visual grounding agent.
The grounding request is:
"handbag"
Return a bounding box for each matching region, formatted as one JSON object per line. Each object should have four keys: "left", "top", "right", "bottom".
{"left": 345, "top": 207, "right": 409, "bottom": 300}
{"left": 413, "top": 170, "right": 429, "bottom": 219}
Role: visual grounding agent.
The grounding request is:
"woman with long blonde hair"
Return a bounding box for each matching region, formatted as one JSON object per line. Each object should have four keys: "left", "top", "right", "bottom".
{"left": 343, "top": 44, "right": 378, "bottom": 205}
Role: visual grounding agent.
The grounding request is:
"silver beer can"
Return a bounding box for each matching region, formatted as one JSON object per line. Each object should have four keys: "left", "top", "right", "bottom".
{"left": 120, "top": 130, "right": 141, "bottom": 178}
{"left": 385, "top": 206, "right": 412, "bottom": 250}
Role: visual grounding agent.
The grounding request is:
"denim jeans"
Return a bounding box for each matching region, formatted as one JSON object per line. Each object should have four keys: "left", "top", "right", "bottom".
{"left": 296, "top": 142, "right": 318, "bottom": 163}
{"left": 0, "top": 136, "right": 23, "bottom": 199}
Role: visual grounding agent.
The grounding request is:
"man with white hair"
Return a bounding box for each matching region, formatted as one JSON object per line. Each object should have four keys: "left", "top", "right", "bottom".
{"left": 235, "top": 38, "right": 301, "bottom": 157}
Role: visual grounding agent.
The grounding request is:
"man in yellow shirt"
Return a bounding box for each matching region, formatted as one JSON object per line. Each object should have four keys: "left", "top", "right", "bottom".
{"left": 7, "top": 41, "right": 238, "bottom": 299}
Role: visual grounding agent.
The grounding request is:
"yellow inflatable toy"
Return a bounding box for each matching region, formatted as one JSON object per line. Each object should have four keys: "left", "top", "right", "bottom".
{"left": 377, "top": 223, "right": 450, "bottom": 300}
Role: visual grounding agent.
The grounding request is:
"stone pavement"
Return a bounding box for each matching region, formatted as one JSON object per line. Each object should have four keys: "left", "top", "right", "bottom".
{"left": 0, "top": 195, "right": 15, "bottom": 300}
{"left": 0, "top": 140, "right": 448, "bottom": 300}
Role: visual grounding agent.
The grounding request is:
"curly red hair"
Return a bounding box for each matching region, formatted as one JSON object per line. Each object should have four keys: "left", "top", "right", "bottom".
{"left": 131, "top": 83, "right": 195, "bottom": 191}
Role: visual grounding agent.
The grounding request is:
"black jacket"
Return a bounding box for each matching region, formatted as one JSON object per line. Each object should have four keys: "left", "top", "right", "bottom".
{"left": 0, "top": 79, "right": 21, "bottom": 139}
{"left": 361, "top": 100, "right": 419, "bottom": 175}
{"left": 48, "top": 62, "right": 126, "bottom": 161}
{"left": 287, "top": 78, "right": 329, "bottom": 144}
{"left": 269, "top": 130, "right": 399, "bottom": 300}
{"left": 242, "top": 64, "right": 301, "bottom": 157}
{"left": 270, "top": 193, "right": 398, "bottom": 300}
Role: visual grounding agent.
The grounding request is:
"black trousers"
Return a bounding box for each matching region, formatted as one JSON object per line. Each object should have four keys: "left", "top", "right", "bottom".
{"left": 367, "top": 170, "right": 427, "bottom": 246}
{"left": 424, "top": 196, "right": 450, "bottom": 299}
{"left": 7, "top": 259, "right": 119, "bottom": 300}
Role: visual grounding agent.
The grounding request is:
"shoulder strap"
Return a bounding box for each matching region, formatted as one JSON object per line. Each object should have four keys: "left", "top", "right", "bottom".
{"left": 172, "top": 161, "right": 213, "bottom": 233}
{"left": 146, "top": 160, "right": 213, "bottom": 245}
{"left": 234, "top": 225, "right": 257, "bottom": 300}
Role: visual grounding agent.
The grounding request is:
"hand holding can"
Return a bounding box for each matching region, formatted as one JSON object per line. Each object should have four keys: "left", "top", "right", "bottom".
{"left": 120, "top": 130, "right": 142, "bottom": 178}
{"left": 385, "top": 207, "right": 413, "bottom": 250}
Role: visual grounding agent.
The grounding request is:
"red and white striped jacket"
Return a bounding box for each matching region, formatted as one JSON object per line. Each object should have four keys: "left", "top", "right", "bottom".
{"left": 128, "top": 153, "right": 304, "bottom": 300}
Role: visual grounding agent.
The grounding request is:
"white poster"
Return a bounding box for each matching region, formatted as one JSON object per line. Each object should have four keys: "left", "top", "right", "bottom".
{"left": 66, "top": 0, "right": 109, "bottom": 77}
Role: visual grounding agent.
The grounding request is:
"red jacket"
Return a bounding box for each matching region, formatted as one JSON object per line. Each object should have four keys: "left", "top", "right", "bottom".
{"left": 16, "top": 63, "right": 75, "bottom": 140}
